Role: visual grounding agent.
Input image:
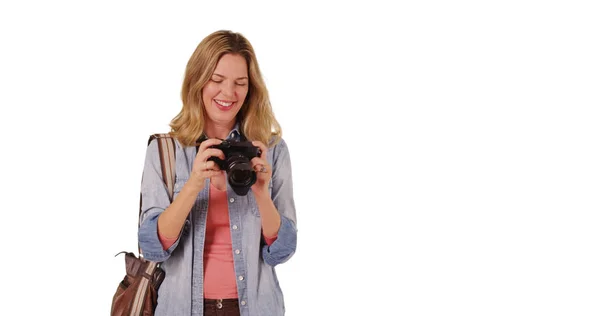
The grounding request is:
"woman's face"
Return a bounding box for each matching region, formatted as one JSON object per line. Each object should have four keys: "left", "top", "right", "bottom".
{"left": 202, "top": 53, "right": 249, "bottom": 127}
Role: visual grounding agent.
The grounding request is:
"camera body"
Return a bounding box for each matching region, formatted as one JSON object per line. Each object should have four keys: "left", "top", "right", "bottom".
{"left": 207, "top": 139, "right": 262, "bottom": 196}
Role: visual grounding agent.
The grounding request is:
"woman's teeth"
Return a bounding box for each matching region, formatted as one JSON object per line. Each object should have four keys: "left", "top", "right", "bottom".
{"left": 215, "top": 100, "right": 233, "bottom": 107}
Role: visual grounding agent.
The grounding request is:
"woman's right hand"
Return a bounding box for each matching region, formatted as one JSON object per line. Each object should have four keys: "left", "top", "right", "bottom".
{"left": 189, "top": 138, "right": 226, "bottom": 190}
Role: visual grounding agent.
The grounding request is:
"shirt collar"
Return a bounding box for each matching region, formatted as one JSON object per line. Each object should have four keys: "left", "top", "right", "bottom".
{"left": 197, "top": 122, "right": 242, "bottom": 143}
{"left": 225, "top": 122, "right": 242, "bottom": 141}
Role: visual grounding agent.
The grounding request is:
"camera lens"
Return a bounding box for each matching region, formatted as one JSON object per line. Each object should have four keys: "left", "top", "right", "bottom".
{"left": 226, "top": 154, "right": 255, "bottom": 187}
{"left": 230, "top": 167, "right": 253, "bottom": 186}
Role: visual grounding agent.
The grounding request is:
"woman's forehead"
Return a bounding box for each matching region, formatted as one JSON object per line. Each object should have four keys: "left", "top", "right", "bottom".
{"left": 213, "top": 54, "right": 248, "bottom": 77}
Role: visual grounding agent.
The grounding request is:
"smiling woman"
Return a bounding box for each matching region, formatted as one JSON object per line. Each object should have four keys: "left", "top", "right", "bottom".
{"left": 170, "top": 30, "right": 281, "bottom": 148}
{"left": 202, "top": 54, "right": 249, "bottom": 125}
{"left": 136, "top": 30, "right": 298, "bottom": 316}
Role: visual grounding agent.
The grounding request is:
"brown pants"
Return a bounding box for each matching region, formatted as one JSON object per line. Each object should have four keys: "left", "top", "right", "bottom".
{"left": 204, "top": 298, "right": 240, "bottom": 316}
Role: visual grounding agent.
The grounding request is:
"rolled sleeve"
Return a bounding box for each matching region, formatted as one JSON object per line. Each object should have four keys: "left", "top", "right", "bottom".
{"left": 262, "top": 215, "right": 297, "bottom": 266}
{"left": 139, "top": 209, "right": 183, "bottom": 262}
{"left": 261, "top": 139, "right": 298, "bottom": 266}
{"left": 137, "top": 139, "right": 180, "bottom": 262}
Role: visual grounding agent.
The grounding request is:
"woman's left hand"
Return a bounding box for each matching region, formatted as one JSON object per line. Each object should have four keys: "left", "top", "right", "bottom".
{"left": 250, "top": 140, "right": 271, "bottom": 196}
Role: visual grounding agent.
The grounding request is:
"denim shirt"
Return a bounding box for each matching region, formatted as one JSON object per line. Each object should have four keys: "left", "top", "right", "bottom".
{"left": 138, "top": 126, "right": 298, "bottom": 316}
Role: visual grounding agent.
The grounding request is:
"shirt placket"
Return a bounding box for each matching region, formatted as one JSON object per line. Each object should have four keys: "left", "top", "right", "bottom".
{"left": 228, "top": 194, "right": 249, "bottom": 313}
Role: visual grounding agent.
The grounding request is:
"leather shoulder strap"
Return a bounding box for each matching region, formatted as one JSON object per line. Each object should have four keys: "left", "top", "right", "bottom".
{"left": 148, "top": 133, "right": 177, "bottom": 201}
{"left": 138, "top": 133, "right": 176, "bottom": 259}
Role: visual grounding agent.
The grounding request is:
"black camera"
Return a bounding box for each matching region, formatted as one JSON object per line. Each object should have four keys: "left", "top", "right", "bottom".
{"left": 207, "top": 139, "right": 262, "bottom": 196}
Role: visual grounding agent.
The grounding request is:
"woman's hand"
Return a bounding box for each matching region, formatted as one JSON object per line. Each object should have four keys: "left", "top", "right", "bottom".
{"left": 189, "top": 138, "right": 226, "bottom": 191}
{"left": 250, "top": 140, "right": 272, "bottom": 197}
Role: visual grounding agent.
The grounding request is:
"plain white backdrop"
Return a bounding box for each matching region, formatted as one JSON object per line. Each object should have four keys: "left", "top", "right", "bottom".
{"left": 1, "top": 1, "right": 599, "bottom": 315}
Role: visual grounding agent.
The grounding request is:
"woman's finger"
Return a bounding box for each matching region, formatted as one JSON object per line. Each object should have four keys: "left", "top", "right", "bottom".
{"left": 251, "top": 157, "right": 268, "bottom": 167}
{"left": 201, "top": 148, "right": 225, "bottom": 161}
{"left": 197, "top": 138, "right": 223, "bottom": 153}
{"left": 204, "top": 169, "right": 222, "bottom": 178}
{"left": 251, "top": 141, "right": 268, "bottom": 160}
{"left": 257, "top": 165, "right": 269, "bottom": 173}
{"left": 203, "top": 160, "right": 220, "bottom": 171}
{"left": 251, "top": 157, "right": 270, "bottom": 173}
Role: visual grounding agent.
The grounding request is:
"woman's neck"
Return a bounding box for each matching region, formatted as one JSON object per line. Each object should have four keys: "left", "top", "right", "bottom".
{"left": 204, "top": 120, "right": 236, "bottom": 140}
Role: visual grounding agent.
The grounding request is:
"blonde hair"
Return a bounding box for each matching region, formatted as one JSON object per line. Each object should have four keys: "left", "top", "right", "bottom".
{"left": 169, "top": 30, "right": 282, "bottom": 147}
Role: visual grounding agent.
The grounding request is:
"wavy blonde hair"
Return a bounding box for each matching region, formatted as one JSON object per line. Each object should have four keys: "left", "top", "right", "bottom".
{"left": 169, "top": 30, "right": 282, "bottom": 147}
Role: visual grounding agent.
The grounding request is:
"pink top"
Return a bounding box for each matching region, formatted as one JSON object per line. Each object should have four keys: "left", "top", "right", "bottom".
{"left": 158, "top": 182, "right": 278, "bottom": 299}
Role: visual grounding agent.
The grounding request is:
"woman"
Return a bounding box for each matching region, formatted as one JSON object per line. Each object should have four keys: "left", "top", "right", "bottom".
{"left": 138, "top": 30, "right": 297, "bottom": 316}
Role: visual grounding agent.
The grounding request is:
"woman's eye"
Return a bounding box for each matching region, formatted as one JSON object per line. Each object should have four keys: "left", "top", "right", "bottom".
{"left": 235, "top": 83, "right": 247, "bottom": 86}
{"left": 211, "top": 79, "right": 223, "bottom": 83}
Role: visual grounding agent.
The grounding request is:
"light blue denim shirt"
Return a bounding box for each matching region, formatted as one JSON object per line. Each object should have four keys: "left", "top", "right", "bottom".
{"left": 138, "top": 125, "right": 298, "bottom": 316}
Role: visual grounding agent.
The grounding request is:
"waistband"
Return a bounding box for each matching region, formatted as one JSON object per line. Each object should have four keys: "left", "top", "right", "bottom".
{"left": 204, "top": 298, "right": 239, "bottom": 309}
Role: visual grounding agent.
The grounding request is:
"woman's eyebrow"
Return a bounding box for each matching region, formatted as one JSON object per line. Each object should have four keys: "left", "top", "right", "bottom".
{"left": 213, "top": 73, "right": 248, "bottom": 80}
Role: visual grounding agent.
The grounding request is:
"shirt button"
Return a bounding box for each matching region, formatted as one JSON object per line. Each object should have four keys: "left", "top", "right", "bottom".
{"left": 238, "top": 275, "right": 244, "bottom": 281}
{"left": 235, "top": 249, "right": 240, "bottom": 254}
{"left": 232, "top": 225, "right": 238, "bottom": 230}
{"left": 241, "top": 300, "right": 246, "bottom": 306}
{"left": 229, "top": 198, "right": 235, "bottom": 203}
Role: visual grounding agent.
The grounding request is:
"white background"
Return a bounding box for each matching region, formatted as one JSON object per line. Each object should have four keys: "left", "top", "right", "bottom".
{"left": 1, "top": 1, "right": 599, "bottom": 315}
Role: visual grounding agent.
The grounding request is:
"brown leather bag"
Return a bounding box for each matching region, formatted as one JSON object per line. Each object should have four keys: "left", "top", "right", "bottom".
{"left": 111, "top": 134, "right": 176, "bottom": 316}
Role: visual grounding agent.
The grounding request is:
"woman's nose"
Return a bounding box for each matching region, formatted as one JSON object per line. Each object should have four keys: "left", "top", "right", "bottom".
{"left": 221, "top": 82, "right": 235, "bottom": 98}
